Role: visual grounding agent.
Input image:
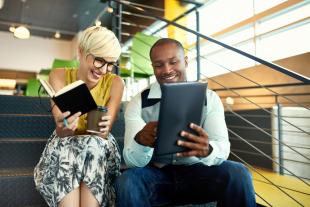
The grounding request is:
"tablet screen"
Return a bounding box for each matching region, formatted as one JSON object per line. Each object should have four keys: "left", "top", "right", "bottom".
{"left": 154, "top": 82, "right": 207, "bottom": 155}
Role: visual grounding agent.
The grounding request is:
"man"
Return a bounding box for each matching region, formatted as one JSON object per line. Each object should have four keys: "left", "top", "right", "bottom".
{"left": 115, "top": 38, "right": 256, "bottom": 207}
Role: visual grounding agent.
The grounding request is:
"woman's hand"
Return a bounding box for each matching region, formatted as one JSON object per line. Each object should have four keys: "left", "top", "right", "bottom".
{"left": 55, "top": 111, "right": 82, "bottom": 137}
{"left": 97, "top": 115, "right": 112, "bottom": 139}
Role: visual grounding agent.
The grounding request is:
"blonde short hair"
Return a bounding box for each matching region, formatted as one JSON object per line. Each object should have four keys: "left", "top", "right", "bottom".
{"left": 78, "top": 26, "right": 121, "bottom": 59}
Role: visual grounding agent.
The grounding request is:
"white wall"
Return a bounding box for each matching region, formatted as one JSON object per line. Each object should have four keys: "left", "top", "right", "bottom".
{"left": 70, "top": 32, "right": 80, "bottom": 59}
{"left": 0, "top": 31, "right": 75, "bottom": 73}
{"left": 272, "top": 107, "right": 310, "bottom": 180}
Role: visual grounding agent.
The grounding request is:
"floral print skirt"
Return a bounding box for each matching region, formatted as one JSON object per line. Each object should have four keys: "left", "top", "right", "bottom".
{"left": 34, "top": 131, "right": 121, "bottom": 207}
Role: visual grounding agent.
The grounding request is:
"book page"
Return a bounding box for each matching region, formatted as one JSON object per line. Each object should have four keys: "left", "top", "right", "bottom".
{"left": 39, "top": 79, "right": 55, "bottom": 97}
{"left": 55, "top": 80, "right": 85, "bottom": 97}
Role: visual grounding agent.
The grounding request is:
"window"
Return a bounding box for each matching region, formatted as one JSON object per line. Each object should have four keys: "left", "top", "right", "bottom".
{"left": 254, "top": 0, "right": 286, "bottom": 14}
{"left": 186, "top": 0, "right": 310, "bottom": 79}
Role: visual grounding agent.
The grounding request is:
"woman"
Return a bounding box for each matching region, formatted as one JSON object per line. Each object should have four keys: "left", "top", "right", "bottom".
{"left": 34, "top": 26, "right": 124, "bottom": 207}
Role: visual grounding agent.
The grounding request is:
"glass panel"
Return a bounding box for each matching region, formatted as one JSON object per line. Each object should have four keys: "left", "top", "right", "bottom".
{"left": 219, "top": 26, "right": 255, "bottom": 46}
{"left": 188, "top": 41, "right": 256, "bottom": 79}
{"left": 254, "top": 0, "right": 286, "bottom": 14}
{"left": 198, "top": 26, "right": 255, "bottom": 57}
{"left": 187, "top": 60, "right": 198, "bottom": 81}
{"left": 257, "top": 23, "right": 310, "bottom": 61}
{"left": 197, "top": 0, "right": 254, "bottom": 36}
{"left": 256, "top": 3, "right": 310, "bottom": 35}
{"left": 148, "top": 0, "right": 309, "bottom": 81}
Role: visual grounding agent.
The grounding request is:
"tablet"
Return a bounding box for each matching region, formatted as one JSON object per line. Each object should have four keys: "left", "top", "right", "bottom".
{"left": 154, "top": 82, "right": 207, "bottom": 155}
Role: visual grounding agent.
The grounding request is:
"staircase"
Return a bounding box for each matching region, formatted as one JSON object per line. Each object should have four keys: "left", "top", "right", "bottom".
{"left": 0, "top": 95, "right": 126, "bottom": 206}
{"left": 0, "top": 95, "right": 53, "bottom": 207}
{"left": 1, "top": 1, "right": 309, "bottom": 206}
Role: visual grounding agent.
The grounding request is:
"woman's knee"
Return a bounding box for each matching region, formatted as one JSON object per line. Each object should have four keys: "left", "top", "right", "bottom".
{"left": 82, "top": 136, "right": 110, "bottom": 156}
{"left": 80, "top": 182, "right": 100, "bottom": 207}
{"left": 58, "top": 187, "right": 80, "bottom": 207}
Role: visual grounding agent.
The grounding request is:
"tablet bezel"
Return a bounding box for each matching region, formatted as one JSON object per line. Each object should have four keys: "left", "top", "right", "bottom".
{"left": 154, "top": 82, "right": 207, "bottom": 156}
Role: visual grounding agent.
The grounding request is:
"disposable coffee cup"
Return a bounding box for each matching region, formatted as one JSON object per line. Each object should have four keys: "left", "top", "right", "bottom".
{"left": 87, "top": 106, "right": 108, "bottom": 134}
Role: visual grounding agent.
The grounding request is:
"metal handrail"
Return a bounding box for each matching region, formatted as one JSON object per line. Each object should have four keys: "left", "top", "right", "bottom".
{"left": 226, "top": 107, "right": 310, "bottom": 166}
{"left": 125, "top": 19, "right": 310, "bottom": 202}
{"left": 230, "top": 151, "right": 305, "bottom": 206}
{"left": 129, "top": 16, "right": 310, "bottom": 110}
{"left": 111, "top": 1, "right": 310, "bottom": 204}
{"left": 195, "top": 17, "right": 310, "bottom": 58}
{"left": 213, "top": 82, "right": 310, "bottom": 91}
{"left": 111, "top": 0, "right": 310, "bottom": 84}
{"left": 121, "top": 1, "right": 164, "bottom": 12}
{"left": 226, "top": 114, "right": 310, "bottom": 119}
{"left": 199, "top": 56, "right": 310, "bottom": 110}
{"left": 119, "top": 16, "right": 309, "bottom": 111}
{"left": 119, "top": 5, "right": 310, "bottom": 111}
{"left": 229, "top": 125, "right": 310, "bottom": 135}
{"left": 220, "top": 92, "right": 310, "bottom": 98}
{"left": 204, "top": 75, "right": 310, "bottom": 136}
{"left": 121, "top": 17, "right": 310, "bottom": 110}
{"left": 122, "top": 31, "right": 310, "bottom": 141}
{"left": 124, "top": 33, "right": 310, "bottom": 136}
{"left": 123, "top": 29, "right": 310, "bottom": 163}
{"left": 151, "top": 5, "right": 202, "bottom": 35}
{"left": 252, "top": 178, "right": 310, "bottom": 196}
{"left": 231, "top": 149, "right": 310, "bottom": 165}
{"left": 230, "top": 136, "right": 310, "bottom": 150}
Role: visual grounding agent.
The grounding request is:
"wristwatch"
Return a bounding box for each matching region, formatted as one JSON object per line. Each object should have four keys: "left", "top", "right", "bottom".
{"left": 207, "top": 144, "right": 213, "bottom": 156}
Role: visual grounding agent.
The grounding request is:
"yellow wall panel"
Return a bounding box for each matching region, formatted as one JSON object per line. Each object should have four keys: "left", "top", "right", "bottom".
{"left": 164, "top": 0, "right": 188, "bottom": 48}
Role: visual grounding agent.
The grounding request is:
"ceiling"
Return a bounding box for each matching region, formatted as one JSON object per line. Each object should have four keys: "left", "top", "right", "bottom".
{"left": 0, "top": 0, "right": 164, "bottom": 42}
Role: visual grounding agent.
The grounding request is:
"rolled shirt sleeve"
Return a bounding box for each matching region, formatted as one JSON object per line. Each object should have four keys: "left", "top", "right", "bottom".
{"left": 123, "top": 94, "right": 154, "bottom": 168}
{"left": 123, "top": 88, "right": 230, "bottom": 168}
{"left": 200, "top": 90, "right": 230, "bottom": 166}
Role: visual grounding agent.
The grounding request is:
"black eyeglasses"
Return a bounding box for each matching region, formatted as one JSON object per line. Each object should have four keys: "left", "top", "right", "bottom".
{"left": 88, "top": 54, "right": 118, "bottom": 71}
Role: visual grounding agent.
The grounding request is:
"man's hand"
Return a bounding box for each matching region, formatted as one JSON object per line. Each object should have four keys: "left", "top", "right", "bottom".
{"left": 176, "top": 123, "right": 212, "bottom": 157}
{"left": 134, "top": 121, "right": 158, "bottom": 147}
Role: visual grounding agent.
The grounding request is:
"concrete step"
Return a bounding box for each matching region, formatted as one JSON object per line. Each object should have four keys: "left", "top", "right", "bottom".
{"left": 0, "top": 95, "right": 51, "bottom": 115}
{"left": 0, "top": 168, "right": 47, "bottom": 207}
{"left": 0, "top": 139, "right": 46, "bottom": 169}
{"left": 0, "top": 115, "right": 55, "bottom": 138}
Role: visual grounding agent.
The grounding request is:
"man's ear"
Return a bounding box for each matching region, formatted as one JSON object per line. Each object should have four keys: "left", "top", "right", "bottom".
{"left": 184, "top": 56, "right": 189, "bottom": 68}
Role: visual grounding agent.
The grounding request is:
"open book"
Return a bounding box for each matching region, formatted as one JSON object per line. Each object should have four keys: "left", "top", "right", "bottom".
{"left": 39, "top": 79, "right": 97, "bottom": 115}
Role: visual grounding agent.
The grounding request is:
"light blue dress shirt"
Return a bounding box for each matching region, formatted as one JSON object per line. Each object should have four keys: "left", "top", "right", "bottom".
{"left": 123, "top": 82, "right": 230, "bottom": 168}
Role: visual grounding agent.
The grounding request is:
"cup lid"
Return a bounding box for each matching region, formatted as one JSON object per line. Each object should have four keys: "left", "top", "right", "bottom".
{"left": 97, "top": 106, "right": 108, "bottom": 112}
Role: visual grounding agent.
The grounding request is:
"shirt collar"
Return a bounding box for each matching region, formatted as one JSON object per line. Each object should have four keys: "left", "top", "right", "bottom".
{"left": 148, "top": 82, "right": 162, "bottom": 99}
